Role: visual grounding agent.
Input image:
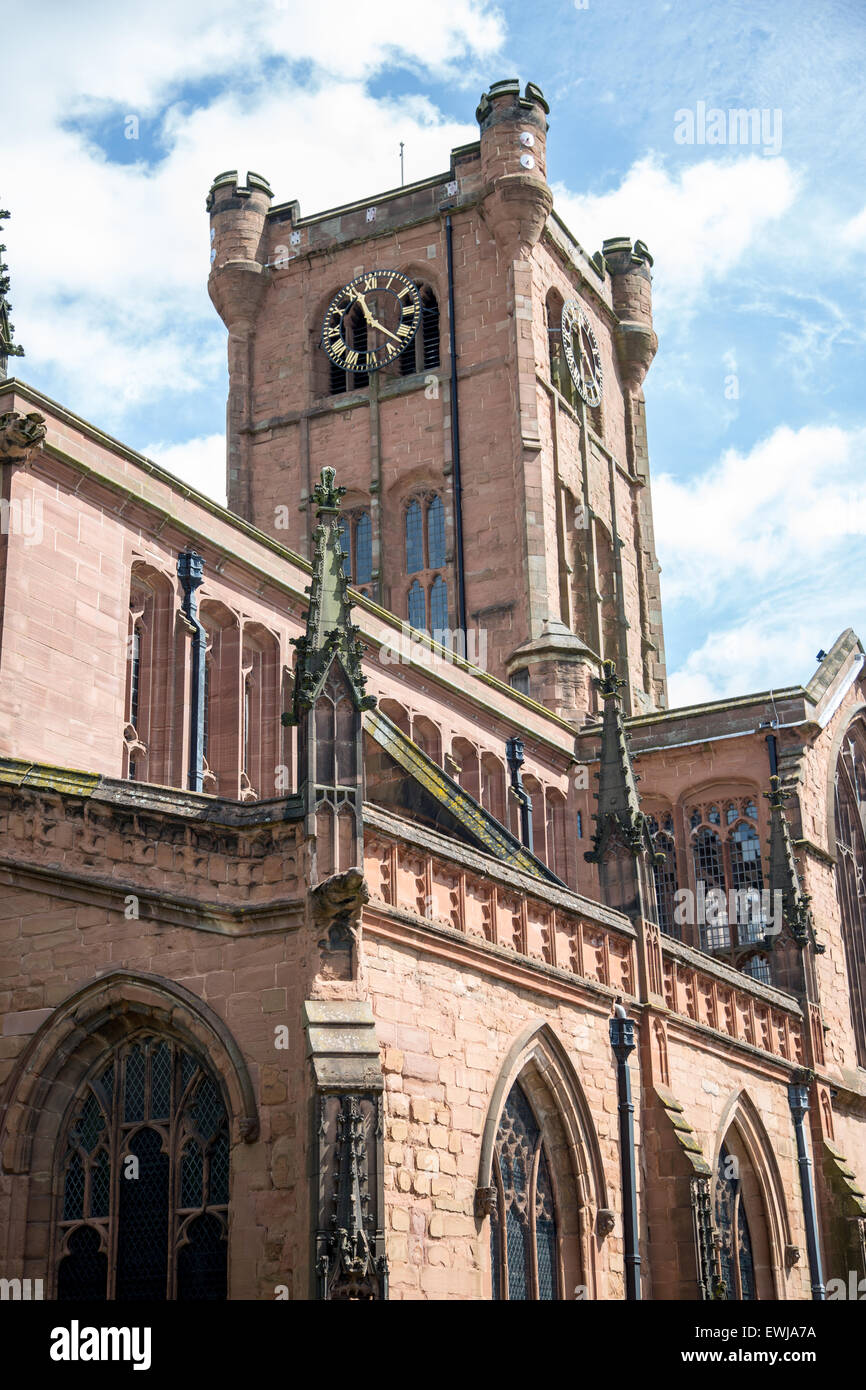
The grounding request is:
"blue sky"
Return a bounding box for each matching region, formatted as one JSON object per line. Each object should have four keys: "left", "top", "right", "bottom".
{"left": 4, "top": 0, "right": 865, "bottom": 706}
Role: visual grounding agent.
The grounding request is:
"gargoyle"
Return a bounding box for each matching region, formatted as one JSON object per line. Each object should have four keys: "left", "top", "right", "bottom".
{"left": 0, "top": 410, "right": 46, "bottom": 465}
{"left": 312, "top": 867, "right": 369, "bottom": 952}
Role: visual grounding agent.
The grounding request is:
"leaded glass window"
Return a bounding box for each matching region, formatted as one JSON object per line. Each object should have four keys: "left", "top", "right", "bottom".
{"left": 427, "top": 496, "right": 445, "bottom": 570}
{"left": 408, "top": 579, "right": 425, "bottom": 632}
{"left": 405, "top": 501, "right": 424, "bottom": 575}
{"left": 835, "top": 724, "right": 866, "bottom": 1067}
{"left": 55, "top": 1036, "right": 229, "bottom": 1301}
{"left": 429, "top": 575, "right": 448, "bottom": 634}
{"left": 338, "top": 518, "right": 351, "bottom": 578}
{"left": 129, "top": 625, "right": 141, "bottom": 728}
{"left": 355, "top": 512, "right": 372, "bottom": 585}
{"left": 730, "top": 823, "right": 765, "bottom": 943}
{"left": 715, "top": 1142, "right": 757, "bottom": 1301}
{"left": 338, "top": 510, "right": 373, "bottom": 589}
{"left": 404, "top": 493, "right": 447, "bottom": 630}
{"left": 652, "top": 829, "right": 680, "bottom": 940}
{"left": 694, "top": 827, "right": 729, "bottom": 950}
{"left": 742, "top": 954, "right": 771, "bottom": 985}
{"left": 490, "top": 1081, "right": 559, "bottom": 1301}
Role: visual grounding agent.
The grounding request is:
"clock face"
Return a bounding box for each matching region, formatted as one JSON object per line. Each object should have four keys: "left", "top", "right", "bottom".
{"left": 561, "top": 299, "right": 603, "bottom": 407}
{"left": 321, "top": 270, "right": 422, "bottom": 374}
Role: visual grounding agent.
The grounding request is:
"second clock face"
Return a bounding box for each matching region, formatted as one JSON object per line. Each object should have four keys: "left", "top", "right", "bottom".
{"left": 321, "top": 271, "right": 422, "bottom": 374}
{"left": 561, "top": 299, "right": 603, "bottom": 407}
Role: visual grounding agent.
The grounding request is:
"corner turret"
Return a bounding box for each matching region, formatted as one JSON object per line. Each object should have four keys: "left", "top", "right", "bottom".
{"left": 602, "top": 236, "right": 658, "bottom": 390}
{"left": 207, "top": 170, "right": 273, "bottom": 333}
{"left": 477, "top": 80, "right": 553, "bottom": 254}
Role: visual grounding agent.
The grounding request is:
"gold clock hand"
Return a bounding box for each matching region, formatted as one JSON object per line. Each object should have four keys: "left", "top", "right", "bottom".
{"left": 353, "top": 290, "right": 373, "bottom": 322}
{"left": 366, "top": 315, "right": 402, "bottom": 345}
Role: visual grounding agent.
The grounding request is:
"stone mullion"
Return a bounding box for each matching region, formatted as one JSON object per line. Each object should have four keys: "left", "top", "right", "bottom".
{"left": 575, "top": 918, "right": 586, "bottom": 978}
{"left": 518, "top": 896, "right": 529, "bottom": 956}
{"left": 602, "top": 931, "right": 611, "bottom": 988}
{"left": 456, "top": 871, "right": 467, "bottom": 934}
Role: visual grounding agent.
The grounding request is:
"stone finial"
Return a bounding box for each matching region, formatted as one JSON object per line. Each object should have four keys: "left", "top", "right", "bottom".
{"left": 0, "top": 410, "right": 46, "bottom": 465}
{"left": 584, "top": 660, "right": 655, "bottom": 865}
{"left": 283, "top": 467, "right": 376, "bottom": 726}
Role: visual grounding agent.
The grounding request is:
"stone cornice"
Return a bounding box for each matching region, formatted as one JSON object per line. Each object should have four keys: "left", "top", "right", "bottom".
{"left": 0, "top": 859, "right": 306, "bottom": 937}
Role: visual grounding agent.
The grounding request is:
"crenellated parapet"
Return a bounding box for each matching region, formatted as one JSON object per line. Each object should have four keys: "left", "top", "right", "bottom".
{"left": 602, "top": 235, "right": 658, "bottom": 390}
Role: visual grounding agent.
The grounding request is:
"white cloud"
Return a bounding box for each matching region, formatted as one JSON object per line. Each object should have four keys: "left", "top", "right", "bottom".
{"left": 3, "top": 0, "right": 504, "bottom": 424}
{"left": 144, "top": 434, "right": 227, "bottom": 504}
{"left": 553, "top": 154, "right": 797, "bottom": 324}
{"left": 655, "top": 423, "right": 866, "bottom": 607}
{"left": 659, "top": 423, "right": 866, "bottom": 705}
{"left": 840, "top": 204, "right": 866, "bottom": 248}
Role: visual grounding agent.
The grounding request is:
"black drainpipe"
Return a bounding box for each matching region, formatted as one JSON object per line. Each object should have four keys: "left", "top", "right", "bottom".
{"left": 505, "top": 735, "right": 533, "bottom": 851}
{"left": 766, "top": 732, "right": 779, "bottom": 778}
{"left": 788, "top": 1080, "right": 826, "bottom": 1299}
{"left": 610, "top": 1004, "right": 641, "bottom": 1300}
{"left": 445, "top": 213, "right": 467, "bottom": 638}
{"left": 177, "top": 550, "right": 206, "bottom": 793}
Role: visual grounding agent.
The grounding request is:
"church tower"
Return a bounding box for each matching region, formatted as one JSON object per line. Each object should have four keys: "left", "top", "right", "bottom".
{"left": 207, "top": 81, "right": 668, "bottom": 720}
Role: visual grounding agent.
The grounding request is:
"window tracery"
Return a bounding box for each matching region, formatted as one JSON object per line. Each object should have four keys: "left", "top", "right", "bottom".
{"left": 55, "top": 1035, "right": 229, "bottom": 1301}
{"left": 489, "top": 1081, "right": 559, "bottom": 1301}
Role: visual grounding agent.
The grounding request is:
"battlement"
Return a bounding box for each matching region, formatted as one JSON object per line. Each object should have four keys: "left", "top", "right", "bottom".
{"left": 206, "top": 169, "right": 274, "bottom": 212}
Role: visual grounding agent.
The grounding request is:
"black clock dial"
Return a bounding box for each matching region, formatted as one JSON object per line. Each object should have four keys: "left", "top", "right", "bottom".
{"left": 561, "top": 299, "right": 603, "bottom": 407}
{"left": 321, "top": 270, "right": 422, "bottom": 374}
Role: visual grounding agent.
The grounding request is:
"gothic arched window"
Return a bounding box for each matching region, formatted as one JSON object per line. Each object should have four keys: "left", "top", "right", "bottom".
{"left": 429, "top": 575, "right": 448, "bottom": 634}
{"left": 404, "top": 493, "right": 448, "bottom": 632}
{"left": 834, "top": 723, "right": 866, "bottom": 1067}
{"left": 338, "top": 518, "right": 351, "bottom": 577}
{"left": 355, "top": 511, "right": 373, "bottom": 585}
{"left": 715, "top": 1142, "right": 757, "bottom": 1301}
{"left": 408, "top": 579, "right": 425, "bottom": 632}
{"left": 689, "top": 800, "right": 767, "bottom": 964}
{"left": 729, "top": 823, "right": 765, "bottom": 943}
{"left": 427, "top": 496, "right": 445, "bottom": 570}
{"left": 124, "top": 565, "right": 174, "bottom": 785}
{"left": 55, "top": 1035, "right": 229, "bottom": 1301}
{"left": 339, "top": 509, "right": 373, "bottom": 590}
{"left": 693, "top": 827, "right": 728, "bottom": 950}
{"left": 649, "top": 820, "right": 680, "bottom": 940}
{"left": 489, "top": 1081, "right": 559, "bottom": 1301}
{"left": 405, "top": 500, "right": 424, "bottom": 575}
